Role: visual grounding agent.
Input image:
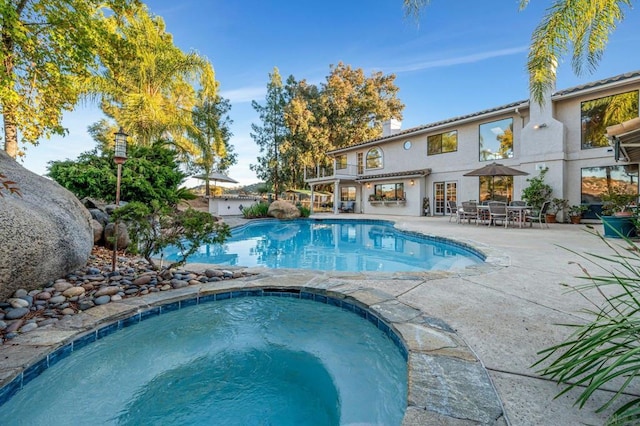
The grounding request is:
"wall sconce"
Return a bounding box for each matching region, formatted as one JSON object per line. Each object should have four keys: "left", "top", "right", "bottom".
{"left": 366, "top": 182, "right": 371, "bottom": 188}
{"left": 533, "top": 123, "right": 548, "bottom": 129}
{"left": 409, "top": 179, "right": 415, "bottom": 186}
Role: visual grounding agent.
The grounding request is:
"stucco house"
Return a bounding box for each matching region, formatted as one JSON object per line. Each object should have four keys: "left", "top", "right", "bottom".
{"left": 304, "top": 70, "right": 640, "bottom": 220}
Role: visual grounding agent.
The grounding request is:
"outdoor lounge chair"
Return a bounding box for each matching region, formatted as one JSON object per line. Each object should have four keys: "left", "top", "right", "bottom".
{"left": 526, "top": 200, "right": 551, "bottom": 228}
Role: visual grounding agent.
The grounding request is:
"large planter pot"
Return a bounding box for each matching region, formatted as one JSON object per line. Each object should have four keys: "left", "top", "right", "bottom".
{"left": 545, "top": 214, "right": 557, "bottom": 224}
{"left": 602, "top": 215, "right": 637, "bottom": 238}
{"left": 569, "top": 215, "right": 582, "bottom": 224}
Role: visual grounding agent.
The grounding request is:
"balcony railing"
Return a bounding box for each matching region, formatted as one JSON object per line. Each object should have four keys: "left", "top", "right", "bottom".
{"left": 305, "top": 164, "right": 358, "bottom": 181}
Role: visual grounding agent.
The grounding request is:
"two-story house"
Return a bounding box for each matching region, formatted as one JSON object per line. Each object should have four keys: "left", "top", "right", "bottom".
{"left": 305, "top": 70, "right": 640, "bottom": 220}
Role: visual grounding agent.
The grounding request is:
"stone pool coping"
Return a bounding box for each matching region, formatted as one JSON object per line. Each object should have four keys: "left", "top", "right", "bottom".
{"left": 0, "top": 218, "right": 511, "bottom": 425}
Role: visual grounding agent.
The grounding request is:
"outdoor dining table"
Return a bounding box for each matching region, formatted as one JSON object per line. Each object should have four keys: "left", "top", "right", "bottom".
{"left": 506, "top": 205, "right": 531, "bottom": 228}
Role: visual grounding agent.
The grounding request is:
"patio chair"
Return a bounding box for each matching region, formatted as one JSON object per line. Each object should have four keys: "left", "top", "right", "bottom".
{"left": 459, "top": 201, "right": 478, "bottom": 224}
{"left": 508, "top": 200, "right": 529, "bottom": 225}
{"left": 341, "top": 201, "right": 355, "bottom": 213}
{"left": 488, "top": 201, "right": 508, "bottom": 227}
{"left": 447, "top": 200, "right": 459, "bottom": 222}
{"left": 525, "top": 200, "right": 551, "bottom": 229}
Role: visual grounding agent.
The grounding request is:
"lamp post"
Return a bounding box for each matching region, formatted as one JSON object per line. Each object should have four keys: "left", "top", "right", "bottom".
{"left": 111, "top": 127, "right": 128, "bottom": 271}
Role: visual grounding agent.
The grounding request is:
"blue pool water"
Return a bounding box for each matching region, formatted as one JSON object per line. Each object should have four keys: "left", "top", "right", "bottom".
{"left": 164, "top": 219, "right": 483, "bottom": 272}
{"left": 0, "top": 297, "right": 407, "bottom": 425}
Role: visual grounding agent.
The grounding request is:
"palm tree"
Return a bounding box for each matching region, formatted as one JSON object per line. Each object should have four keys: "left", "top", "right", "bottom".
{"left": 403, "top": 0, "right": 634, "bottom": 104}
{"left": 89, "top": 5, "right": 217, "bottom": 153}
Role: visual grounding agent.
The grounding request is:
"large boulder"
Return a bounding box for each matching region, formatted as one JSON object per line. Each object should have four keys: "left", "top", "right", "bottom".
{"left": 0, "top": 151, "right": 93, "bottom": 300}
{"left": 267, "top": 200, "right": 300, "bottom": 219}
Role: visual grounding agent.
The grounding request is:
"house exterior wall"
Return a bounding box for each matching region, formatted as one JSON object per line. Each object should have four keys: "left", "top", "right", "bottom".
{"left": 309, "top": 71, "right": 640, "bottom": 218}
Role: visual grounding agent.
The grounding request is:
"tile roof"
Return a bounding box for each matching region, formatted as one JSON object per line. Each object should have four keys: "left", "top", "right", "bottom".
{"left": 330, "top": 70, "right": 640, "bottom": 154}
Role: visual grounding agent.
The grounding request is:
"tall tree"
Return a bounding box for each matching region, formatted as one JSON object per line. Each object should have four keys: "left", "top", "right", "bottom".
{"left": 190, "top": 93, "right": 236, "bottom": 196}
{"left": 250, "top": 67, "right": 288, "bottom": 199}
{"left": 89, "top": 4, "right": 216, "bottom": 151}
{"left": 520, "top": 0, "right": 633, "bottom": 104}
{"left": 319, "top": 62, "right": 404, "bottom": 149}
{"left": 402, "top": 1, "right": 635, "bottom": 104}
{"left": 0, "top": 0, "right": 139, "bottom": 158}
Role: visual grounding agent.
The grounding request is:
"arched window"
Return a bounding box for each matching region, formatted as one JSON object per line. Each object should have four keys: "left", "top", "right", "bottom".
{"left": 366, "top": 147, "right": 383, "bottom": 169}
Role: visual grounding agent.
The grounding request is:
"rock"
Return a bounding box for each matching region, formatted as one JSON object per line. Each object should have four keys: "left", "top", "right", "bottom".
{"left": 49, "top": 295, "right": 66, "bottom": 304}
{"left": 62, "top": 287, "right": 85, "bottom": 298}
{"left": 94, "top": 295, "right": 111, "bottom": 305}
{"left": 204, "top": 269, "right": 224, "bottom": 278}
{"left": 61, "top": 307, "right": 76, "bottom": 315}
{"left": 6, "top": 320, "right": 24, "bottom": 333}
{"left": 171, "top": 279, "right": 188, "bottom": 289}
{"left": 8, "top": 298, "right": 29, "bottom": 309}
{"left": 53, "top": 281, "right": 73, "bottom": 292}
{"left": 188, "top": 279, "right": 201, "bottom": 286}
{"left": 0, "top": 150, "right": 93, "bottom": 300}
{"left": 78, "top": 301, "right": 94, "bottom": 311}
{"left": 5, "top": 307, "right": 29, "bottom": 320}
{"left": 88, "top": 208, "right": 109, "bottom": 227}
{"left": 133, "top": 275, "right": 152, "bottom": 286}
{"left": 94, "top": 286, "right": 120, "bottom": 297}
{"left": 36, "top": 292, "right": 52, "bottom": 300}
{"left": 91, "top": 219, "right": 104, "bottom": 244}
{"left": 20, "top": 322, "right": 38, "bottom": 333}
{"left": 111, "top": 294, "right": 122, "bottom": 302}
{"left": 267, "top": 200, "right": 301, "bottom": 219}
{"left": 13, "top": 289, "right": 28, "bottom": 298}
{"left": 103, "top": 222, "right": 130, "bottom": 251}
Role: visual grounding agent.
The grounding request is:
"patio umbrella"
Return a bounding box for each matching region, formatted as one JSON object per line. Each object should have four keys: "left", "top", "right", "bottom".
{"left": 463, "top": 162, "right": 528, "bottom": 200}
{"left": 192, "top": 171, "right": 239, "bottom": 196}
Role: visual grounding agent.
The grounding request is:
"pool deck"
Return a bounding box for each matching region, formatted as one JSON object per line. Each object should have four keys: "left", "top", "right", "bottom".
{"left": 2, "top": 213, "right": 640, "bottom": 424}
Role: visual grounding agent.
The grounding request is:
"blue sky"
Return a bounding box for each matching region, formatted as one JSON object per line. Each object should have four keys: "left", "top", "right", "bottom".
{"left": 20, "top": 0, "right": 640, "bottom": 187}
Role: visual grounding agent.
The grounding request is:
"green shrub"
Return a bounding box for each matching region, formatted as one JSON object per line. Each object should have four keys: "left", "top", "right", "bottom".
{"left": 534, "top": 229, "right": 640, "bottom": 424}
{"left": 298, "top": 205, "right": 311, "bottom": 217}
{"left": 47, "top": 142, "right": 190, "bottom": 206}
{"left": 242, "top": 202, "right": 269, "bottom": 218}
{"left": 111, "top": 201, "right": 230, "bottom": 269}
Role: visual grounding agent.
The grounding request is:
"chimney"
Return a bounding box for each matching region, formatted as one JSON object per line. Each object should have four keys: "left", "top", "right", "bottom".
{"left": 382, "top": 119, "right": 402, "bottom": 137}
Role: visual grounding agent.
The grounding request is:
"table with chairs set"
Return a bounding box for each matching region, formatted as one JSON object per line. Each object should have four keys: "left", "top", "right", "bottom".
{"left": 448, "top": 200, "right": 550, "bottom": 228}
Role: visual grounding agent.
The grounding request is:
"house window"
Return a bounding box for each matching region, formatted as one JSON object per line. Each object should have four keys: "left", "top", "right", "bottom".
{"left": 373, "top": 183, "right": 404, "bottom": 201}
{"left": 366, "top": 147, "right": 383, "bottom": 169}
{"left": 581, "top": 165, "right": 639, "bottom": 218}
{"left": 427, "top": 130, "right": 457, "bottom": 155}
{"left": 336, "top": 154, "right": 347, "bottom": 170}
{"left": 581, "top": 90, "right": 639, "bottom": 149}
{"left": 479, "top": 118, "right": 513, "bottom": 162}
{"left": 357, "top": 152, "right": 364, "bottom": 174}
{"left": 479, "top": 176, "right": 513, "bottom": 203}
{"left": 341, "top": 186, "right": 356, "bottom": 201}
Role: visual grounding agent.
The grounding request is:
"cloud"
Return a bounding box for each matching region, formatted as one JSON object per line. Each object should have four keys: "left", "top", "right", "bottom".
{"left": 220, "top": 86, "right": 266, "bottom": 104}
{"left": 388, "top": 45, "right": 528, "bottom": 74}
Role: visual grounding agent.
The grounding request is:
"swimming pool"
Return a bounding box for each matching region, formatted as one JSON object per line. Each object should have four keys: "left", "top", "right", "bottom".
{"left": 0, "top": 296, "right": 407, "bottom": 425}
{"left": 164, "top": 219, "right": 484, "bottom": 272}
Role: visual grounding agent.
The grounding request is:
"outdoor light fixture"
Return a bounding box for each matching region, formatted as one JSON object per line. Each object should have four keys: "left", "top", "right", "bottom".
{"left": 366, "top": 182, "right": 371, "bottom": 188}
{"left": 112, "top": 127, "right": 128, "bottom": 271}
{"left": 410, "top": 179, "right": 415, "bottom": 186}
{"left": 534, "top": 123, "right": 548, "bottom": 129}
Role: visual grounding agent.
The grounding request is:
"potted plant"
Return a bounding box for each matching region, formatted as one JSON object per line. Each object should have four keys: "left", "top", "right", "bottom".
{"left": 600, "top": 186, "right": 638, "bottom": 238}
{"left": 568, "top": 204, "right": 588, "bottom": 224}
{"left": 546, "top": 198, "right": 569, "bottom": 223}
{"left": 522, "top": 168, "right": 553, "bottom": 212}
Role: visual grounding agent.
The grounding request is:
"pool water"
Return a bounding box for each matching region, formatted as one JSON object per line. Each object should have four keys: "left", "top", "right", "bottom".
{"left": 0, "top": 297, "right": 407, "bottom": 425}
{"left": 164, "top": 219, "right": 483, "bottom": 272}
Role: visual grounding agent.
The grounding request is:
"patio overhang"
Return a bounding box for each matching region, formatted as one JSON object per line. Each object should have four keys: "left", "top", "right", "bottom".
{"left": 607, "top": 117, "right": 640, "bottom": 162}
{"left": 355, "top": 169, "right": 431, "bottom": 183}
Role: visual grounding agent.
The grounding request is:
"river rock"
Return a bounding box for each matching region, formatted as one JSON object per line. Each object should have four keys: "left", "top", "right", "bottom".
{"left": 103, "top": 222, "right": 130, "bottom": 250}
{"left": 8, "top": 298, "right": 29, "bottom": 309}
{"left": 94, "top": 295, "right": 111, "bottom": 305}
{"left": 62, "top": 287, "right": 85, "bottom": 298}
{"left": 53, "top": 281, "right": 73, "bottom": 292}
{"left": 95, "top": 286, "right": 120, "bottom": 297}
{"left": 5, "top": 308, "right": 29, "bottom": 320}
{"left": 0, "top": 150, "right": 93, "bottom": 300}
